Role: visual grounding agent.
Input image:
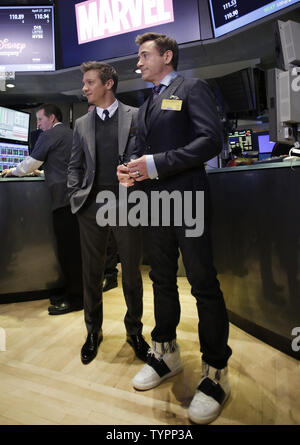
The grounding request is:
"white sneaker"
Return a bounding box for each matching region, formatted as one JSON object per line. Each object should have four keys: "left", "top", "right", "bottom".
{"left": 188, "top": 362, "right": 230, "bottom": 424}
{"left": 132, "top": 340, "right": 183, "bottom": 390}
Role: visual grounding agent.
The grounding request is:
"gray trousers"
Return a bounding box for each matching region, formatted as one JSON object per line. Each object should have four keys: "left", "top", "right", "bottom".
{"left": 77, "top": 197, "right": 143, "bottom": 335}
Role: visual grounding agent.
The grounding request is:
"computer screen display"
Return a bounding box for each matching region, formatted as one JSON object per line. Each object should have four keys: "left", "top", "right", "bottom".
{"left": 208, "top": 0, "right": 299, "bottom": 38}
{"left": 228, "top": 129, "right": 252, "bottom": 152}
{"left": 258, "top": 134, "right": 276, "bottom": 154}
{"left": 0, "top": 106, "right": 30, "bottom": 143}
{"left": 0, "top": 141, "right": 29, "bottom": 172}
{"left": 0, "top": 5, "right": 55, "bottom": 72}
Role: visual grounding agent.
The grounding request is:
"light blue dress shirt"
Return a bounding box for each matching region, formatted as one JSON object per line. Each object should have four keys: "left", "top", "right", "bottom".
{"left": 146, "top": 71, "right": 178, "bottom": 179}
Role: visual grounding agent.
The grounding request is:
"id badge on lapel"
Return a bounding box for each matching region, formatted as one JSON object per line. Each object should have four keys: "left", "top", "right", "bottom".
{"left": 161, "top": 97, "right": 183, "bottom": 111}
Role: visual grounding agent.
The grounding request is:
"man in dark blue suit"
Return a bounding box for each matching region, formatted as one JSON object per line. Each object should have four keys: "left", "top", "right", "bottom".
{"left": 118, "top": 33, "right": 232, "bottom": 424}
{"left": 3, "top": 104, "right": 83, "bottom": 315}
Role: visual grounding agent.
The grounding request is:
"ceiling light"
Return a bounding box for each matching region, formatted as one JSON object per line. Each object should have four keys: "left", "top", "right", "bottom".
{"left": 6, "top": 83, "right": 15, "bottom": 88}
{"left": 135, "top": 69, "right": 141, "bottom": 74}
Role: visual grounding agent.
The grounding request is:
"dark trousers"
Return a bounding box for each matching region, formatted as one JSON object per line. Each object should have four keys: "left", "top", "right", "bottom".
{"left": 144, "top": 222, "right": 232, "bottom": 370}
{"left": 52, "top": 205, "right": 83, "bottom": 305}
{"left": 77, "top": 198, "right": 143, "bottom": 335}
{"left": 105, "top": 232, "right": 118, "bottom": 280}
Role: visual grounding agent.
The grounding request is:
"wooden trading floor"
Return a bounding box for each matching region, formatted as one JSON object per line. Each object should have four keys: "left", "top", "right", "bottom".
{"left": 0, "top": 266, "right": 299, "bottom": 425}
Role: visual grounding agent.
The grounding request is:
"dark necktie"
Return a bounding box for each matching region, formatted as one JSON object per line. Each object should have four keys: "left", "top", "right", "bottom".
{"left": 103, "top": 109, "right": 110, "bottom": 121}
{"left": 146, "top": 84, "right": 164, "bottom": 126}
{"left": 152, "top": 84, "right": 163, "bottom": 100}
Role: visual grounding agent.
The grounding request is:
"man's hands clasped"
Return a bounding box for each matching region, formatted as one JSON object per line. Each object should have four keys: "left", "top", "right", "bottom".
{"left": 117, "top": 155, "right": 149, "bottom": 187}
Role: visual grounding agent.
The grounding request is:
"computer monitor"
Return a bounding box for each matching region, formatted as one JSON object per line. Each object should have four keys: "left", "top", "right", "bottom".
{"left": 228, "top": 130, "right": 252, "bottom": 153}
{"left": 258, "top": 134, "right": 276, "bottom": 160}
{"left": 208, "top": 0, "right": 300, "bottom": 38}
{"left": 57, "top": 0, "right": 200, "bottom": 69}
{"left": 0, "top": 141, "right": 29, "bottom": 172}
{"left": 0, "top": 106, "right": 30, "bottom": 143}
{"left": 0, "top": 5, "right": 55, "bottom": 72}
{"left": 258, "top": 134, "right": 276, "bottom": 153}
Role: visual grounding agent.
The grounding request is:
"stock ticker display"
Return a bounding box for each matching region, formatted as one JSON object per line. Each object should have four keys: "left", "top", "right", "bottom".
{"left": 0, "top": 142, "right": 29, "bottom": 172}
{"left": 0, "top": 5, "right": 55, "bottom": 71}
{"left": 209, "top": 0, "right": 299, "bottom": 37}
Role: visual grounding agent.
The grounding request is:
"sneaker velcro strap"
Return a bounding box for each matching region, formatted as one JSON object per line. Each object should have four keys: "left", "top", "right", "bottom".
{"left": 197, "top": 377, "right": 226, "bottom": 405}
{"left": 147, "top": 354, "right": 171, "bottom": 377}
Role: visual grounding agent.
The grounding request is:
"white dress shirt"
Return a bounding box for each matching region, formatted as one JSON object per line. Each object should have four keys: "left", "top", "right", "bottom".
{"left": 96, "top": 99, "right": 118, "bottom": 121}
{"left": 11, "top": 122, "right": 63, "bottom": 176}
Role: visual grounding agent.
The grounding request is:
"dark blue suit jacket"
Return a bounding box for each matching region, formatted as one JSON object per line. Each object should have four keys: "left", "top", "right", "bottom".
{"left": 136, "top": 75, "right": 222, "bottom": 193}
{"left": 31, "top": 124, "right": 73, "bottom": 210}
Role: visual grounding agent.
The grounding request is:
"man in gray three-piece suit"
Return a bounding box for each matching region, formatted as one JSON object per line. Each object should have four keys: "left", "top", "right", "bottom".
{"left": 68, "top": 62, "right": 149, "bottom": 365}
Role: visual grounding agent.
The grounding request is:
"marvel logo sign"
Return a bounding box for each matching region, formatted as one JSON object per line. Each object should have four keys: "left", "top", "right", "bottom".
{"left": 75, "top": 0, "right": 174, "bottom": 44}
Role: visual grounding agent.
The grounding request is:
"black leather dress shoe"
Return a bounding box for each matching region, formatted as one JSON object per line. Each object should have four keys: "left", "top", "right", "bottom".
{"left": 48, "top": 301, "right": 83, "bottom": 315}
{"left": 49, "top": 295, "right": 65, "bottom": 306}
{"left": 126, "top": 334, "right": 150, "bottom": 362}
{"left": 103, "top": 277, "right": 118, "bottom": 292}
{"left": 81, "top": 330, "right": 103, "bottom": 365}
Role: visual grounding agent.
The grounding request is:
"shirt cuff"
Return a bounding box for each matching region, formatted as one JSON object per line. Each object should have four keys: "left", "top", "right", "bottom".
{"left": 13, "top": 156, "right": 44, "bottom": 176}
{"left": 145, "top": 155, "right": 158, "bottom": 179}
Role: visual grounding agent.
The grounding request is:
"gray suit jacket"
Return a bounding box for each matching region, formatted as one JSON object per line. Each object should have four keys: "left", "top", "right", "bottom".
{"left": 68, "top": 101, "right": 138, "bottom": 214}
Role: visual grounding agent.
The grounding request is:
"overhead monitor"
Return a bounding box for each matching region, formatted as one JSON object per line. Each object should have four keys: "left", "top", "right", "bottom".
{"left": 208, "top": 0, "right": 300, "bottom": 38}
{"left": 0, "top": 5, "right": 55, "bottom": 72}
{"left": 57, "top": 0, "right": 201, "bottom": 69}
{"left": 0, "top": 142, "right": 29, "bottom": 173}
{"left": 0, "top": 106, "right": 30, "bottom": 143}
